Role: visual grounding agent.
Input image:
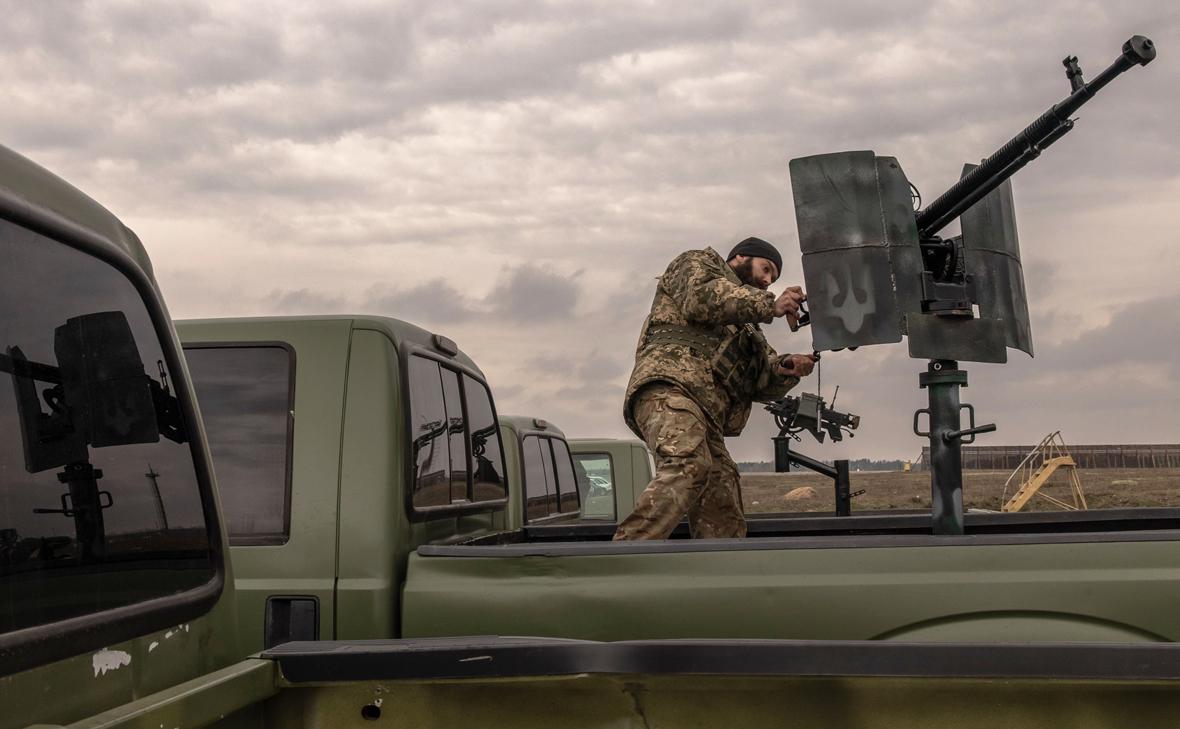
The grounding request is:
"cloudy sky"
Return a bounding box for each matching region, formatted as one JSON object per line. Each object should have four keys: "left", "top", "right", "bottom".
{"left": 4, "top": 1, "right": 1178, "bottom": 461}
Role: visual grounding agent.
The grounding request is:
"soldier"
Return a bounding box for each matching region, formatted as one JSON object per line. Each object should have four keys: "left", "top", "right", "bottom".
{"left": 614, "top": 237, "right": 815, "bottom": 540}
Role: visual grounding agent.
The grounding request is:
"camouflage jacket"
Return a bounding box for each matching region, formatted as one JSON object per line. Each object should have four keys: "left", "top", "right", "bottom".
{"left": 624, "top": 247, "right": 800, "bottom": 437}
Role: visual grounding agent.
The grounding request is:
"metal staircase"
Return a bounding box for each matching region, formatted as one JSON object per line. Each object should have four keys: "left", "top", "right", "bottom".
{"left": 1000, "top": 432, "right": 1088, "bottom": 512}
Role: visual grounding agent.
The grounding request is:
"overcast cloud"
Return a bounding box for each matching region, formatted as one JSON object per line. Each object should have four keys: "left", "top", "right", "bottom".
{"left": 3, "top": 0, "right": 1179, "bottom": 461}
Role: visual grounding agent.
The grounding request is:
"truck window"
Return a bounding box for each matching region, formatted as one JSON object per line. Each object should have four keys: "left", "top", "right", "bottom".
{"left": 441, "top": 368, "right": 468, "bottom": 502}
{"left": 0, "top": 221, "right": 215, "bottom": 641}
{"left": 551, "top": 439, "right": 580, "bottom": 513}
{"left": 408, "top": 356, "right": 507, "bottom": 513}
{"left": 540, "top": 438, "right": 559, "bottom": 512}
{"left": 183, "top": 345, "right": 293, "bottom": 545}
{"left": 461, "top": 373, "right": 507, "bottom": 503}
{"left": 409, "top": 357, "right": 452, "bottom": 508}
{"left": 522, "top": 436, "right": 579, "bottom": 521}
{"left": 522, "top": 436, "right": 556, "bottom": 520}
{"left": 573, "top": 452, "right": 616, "bottom": 521}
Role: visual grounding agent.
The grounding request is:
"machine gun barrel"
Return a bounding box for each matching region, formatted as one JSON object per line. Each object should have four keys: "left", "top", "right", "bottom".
{"left": 916, "top": 35, "right": 1156, "bottom": 239}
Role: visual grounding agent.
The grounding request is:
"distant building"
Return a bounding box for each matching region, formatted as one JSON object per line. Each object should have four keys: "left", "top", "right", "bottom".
{"left": 914, "top": 444, "right": 1180, "bottom": 471}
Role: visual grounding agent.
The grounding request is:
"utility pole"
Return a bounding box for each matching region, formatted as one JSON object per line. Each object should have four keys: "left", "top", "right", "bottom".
{"left": 145, "top": 463, "right": 169, "bottom": 531}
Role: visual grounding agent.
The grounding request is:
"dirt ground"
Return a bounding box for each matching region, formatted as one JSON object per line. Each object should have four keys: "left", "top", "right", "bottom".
{"left": 740, "top": 468, "right": 1180, "bottom": 514}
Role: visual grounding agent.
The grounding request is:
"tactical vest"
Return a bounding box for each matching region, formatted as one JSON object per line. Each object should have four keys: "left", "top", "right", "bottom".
{"left": 644, "top": 322, "right": 771, "bottom": 399}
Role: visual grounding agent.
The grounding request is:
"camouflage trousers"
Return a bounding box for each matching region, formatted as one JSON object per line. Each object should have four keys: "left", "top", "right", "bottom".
{"left": 613, "top": 383, "right": 746, "bottom": 540}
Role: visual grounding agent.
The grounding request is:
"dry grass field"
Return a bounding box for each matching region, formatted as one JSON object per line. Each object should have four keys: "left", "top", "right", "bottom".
{"left": 740, "top": 468, "right": 1180, "bottom": 514}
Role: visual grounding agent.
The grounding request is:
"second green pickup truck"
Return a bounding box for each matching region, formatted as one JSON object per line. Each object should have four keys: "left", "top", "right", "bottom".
{"left": 176, "top": 315, "right": 590, "bottom": 653}
{"left": 178, "top": 314, "right": 667, "bottom": 652}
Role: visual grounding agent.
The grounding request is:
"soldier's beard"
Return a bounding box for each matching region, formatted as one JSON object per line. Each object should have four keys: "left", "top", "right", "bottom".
{"left": 732, "top": 259, "right": 767, "bottom": 290}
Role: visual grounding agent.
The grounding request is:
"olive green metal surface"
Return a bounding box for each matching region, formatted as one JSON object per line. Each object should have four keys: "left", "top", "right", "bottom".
{"left": 0, "top": 144, "right": 156, "bottom": 279}
{"left": 403, "top": 537, "right": 1180, "bottom": 643}
{"left": 34, "top": 659, "right": 275, "bottom": 729}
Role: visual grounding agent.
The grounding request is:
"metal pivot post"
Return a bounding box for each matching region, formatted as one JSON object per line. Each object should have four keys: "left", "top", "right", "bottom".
{"left": 773, "top": 436, "right": 793, "bottom": 473}
{"left": 34, "top": 462, "right": 112, "bottom": 560}
{"left": 914, "top": 360, "right": 996, "bottom": 535}
{"left": 834, "top": 461, "right": 852, "bottom": 517}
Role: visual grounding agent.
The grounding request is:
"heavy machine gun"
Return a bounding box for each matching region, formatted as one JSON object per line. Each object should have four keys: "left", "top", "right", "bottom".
{"left": 787, "top": 35, "right": 1156, "bottom": 534}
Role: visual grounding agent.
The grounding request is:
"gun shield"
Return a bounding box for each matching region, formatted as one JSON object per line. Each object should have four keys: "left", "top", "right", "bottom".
{"left": 789, "top": 151, "right": 922, "bottom": 351}
{"left": 958, "top": 164, "right": 1034, "bottom": 357}
{"left": 790, "top": 152, "right": 1034, "bottom": 363}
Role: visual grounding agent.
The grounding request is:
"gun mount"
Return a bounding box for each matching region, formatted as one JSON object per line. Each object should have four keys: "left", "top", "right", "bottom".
{"left": 765, "top": 392, "right": 862, "bottom": 516}
{"left": 766, "top": 391, "right": 860, "bottom": 445}
{"left": 787, "top": 36, "right": 1156, "bottom": 534}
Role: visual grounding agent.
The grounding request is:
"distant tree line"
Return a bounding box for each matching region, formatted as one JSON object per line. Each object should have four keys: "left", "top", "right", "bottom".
{"left": 737, "top": 458, "right": 908, "bottom": 473}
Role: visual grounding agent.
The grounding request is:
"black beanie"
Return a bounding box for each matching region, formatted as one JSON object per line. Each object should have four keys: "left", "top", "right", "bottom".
{"left": 727, "top": 237, "right": 782, "bottom": 275}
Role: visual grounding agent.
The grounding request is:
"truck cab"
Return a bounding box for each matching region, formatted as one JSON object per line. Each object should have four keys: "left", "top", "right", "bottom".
{"left": 176, "top": 316, "right": 510, "bottom": 654}
{"left": 568, "top": 437, "right": 653, "bottom": 522}
{"left": 498, "top": 415, "right": 581, "bottom": 529}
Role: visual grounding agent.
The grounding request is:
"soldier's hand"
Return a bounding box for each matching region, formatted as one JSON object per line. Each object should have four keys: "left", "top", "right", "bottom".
{"left": 776, "top": 353, "right": 816, "bottom": 378}
{"left": 774, "top": 286, "right": 806, "bottom": 330}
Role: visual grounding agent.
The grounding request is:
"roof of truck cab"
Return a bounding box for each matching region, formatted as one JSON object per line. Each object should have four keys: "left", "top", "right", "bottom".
{"left": 0, "top": 144, "right": 155, "bottom": 280}
{"left": 569, "top": 437, "right": 646, "bottom": 448}
{"left": 175, "top": 314, "right": 484, "bottom": 376}
{"left": 498, "top": 415, "right": 568, "bottom": 441}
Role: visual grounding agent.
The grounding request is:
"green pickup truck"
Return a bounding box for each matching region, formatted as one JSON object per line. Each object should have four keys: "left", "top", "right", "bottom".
{"left": 6, "top": 95, "right": 1180, "bottom": 727}
{"left": 174, "top": 312, "right": 657, "bottom": 650}
{"left": 173, "top": 317, "right": 589, "bottom": 653}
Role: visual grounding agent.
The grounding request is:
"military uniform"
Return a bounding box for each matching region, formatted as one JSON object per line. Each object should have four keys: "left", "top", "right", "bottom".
{"left": 614, "top": 247, "right": 801, "bottom": 540}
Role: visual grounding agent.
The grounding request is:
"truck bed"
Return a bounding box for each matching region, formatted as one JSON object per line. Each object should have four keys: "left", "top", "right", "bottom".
{"left": 402, "top": 509, "right": 1180, "bottom": 643}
